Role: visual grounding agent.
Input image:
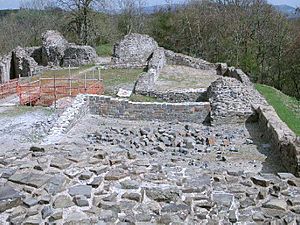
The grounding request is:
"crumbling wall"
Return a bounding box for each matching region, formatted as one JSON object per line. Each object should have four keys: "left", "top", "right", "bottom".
{"left": 137, "top": 88, "right": 208, "bottom": 103}
{"left": 25, "top": 47, "right": 43, "bottom": 65}
{"left": 41, "top": 30, "right": 98, "bottom": 67}
{"left": 207, "top": 77, "right": 257, "bottom": 125}
{"left": 0, "top": 30, "right": 99, "bottom": 83}
{"left": 62, "top": 45, "right": 97, "bottom": 67}
{"left": 12, "top": 47, "right": 38, "bottom": 78}
{"left": 88, "top": 95, "right": 211, "bottom": 123}
{"left": 112, "top": 33, "right": 158, "bottom": 65}
{"left": 257, "top": 106, "right": 300, "bottom": 175}
{"left": 216, "top": 65, "right": 300, "bottom": 175}
{"left": 134, "top": 48, "right": 166, "bottom": 92}
{"left": 42, "top": 95, "right": 88, "bottom": 145}
{"left": 0, "top": 53, "right": 12, "bottom": 83}
{"left": 41, "top": 30, "right": 69, "bottom": 66}
{"left": 164, "top": 50, "right": 216, "bottom": 70}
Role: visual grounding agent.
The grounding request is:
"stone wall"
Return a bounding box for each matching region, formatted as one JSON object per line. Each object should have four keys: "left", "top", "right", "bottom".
{"left": 42, "top": 95, "right": 88, "bottom": 145}
{"left": 0, "top": 30, "right": 98, "bottom": 83}
{"left": 256, "top": 106, "right": 300, "bottom": 175}
{"left": 207, "top": 77, "right": 258, "bottom": 125}
{"left": 137, "top": 88, "right": 208, "bottom": 103}
{"left": 42, "top": 30, "right": 98, "bottom": 67}
{"left": 218, "top": 65, "right": 300, "bottom": 175}
{"left": 12, "top": 47, "right": 38, "bottom": 78}
{"left": 112, "top": 33, "right": 158, "bottom": 65}
{"left": 62, "top": 45, "right": 98, "bottom": 67}
{"left": 164, "top": 50, "right": 216, "bottom": 70}
{"left": 87, "top": 95, "right": 211, "bottom": 123}
{"left": 134, "top": 48, "right": 166, "bottom": 92}
{"left": 0, "top": 53, "right": 12, "bottom": 83}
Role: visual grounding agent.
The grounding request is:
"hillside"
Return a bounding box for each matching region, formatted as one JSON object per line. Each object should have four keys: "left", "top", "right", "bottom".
{"left": 273, "top": 4, "right": 300, "bottom": 19}
{"left": 0, "top": 9, "right": 19, "bottom": 18}
{"left": 256, "top": 84, "right": 300, "bottom": 135}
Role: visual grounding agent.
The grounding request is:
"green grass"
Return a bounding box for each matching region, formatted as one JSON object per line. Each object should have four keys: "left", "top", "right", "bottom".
{"left": 255, "top": 84, "right": 300, "bottom": 136}
{"left": 101, "top": 68, "right": 143, "bottom": 87}
{"left": 129, "top": 94, "right": 163, "bottom": 102}
{"left": 96, "top": 44, "right": 113, "bottom": 56}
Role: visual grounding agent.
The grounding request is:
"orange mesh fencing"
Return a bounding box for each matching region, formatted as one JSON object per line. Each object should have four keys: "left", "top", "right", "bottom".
{"left": 17, "top": 78, "right": 104, "bottom": 106}
{"left": 0, "top": 79, "right": 18, "bottom": 99}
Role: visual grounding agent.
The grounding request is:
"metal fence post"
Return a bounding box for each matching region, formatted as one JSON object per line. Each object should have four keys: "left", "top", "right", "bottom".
{"left": 54, "top": 73, "right": 56, "bottom": 109}
{"left": 69, "top": 64, "right": 72, "bottom": 96}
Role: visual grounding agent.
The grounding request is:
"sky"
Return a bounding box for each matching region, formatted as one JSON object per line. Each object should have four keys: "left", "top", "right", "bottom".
{"left": 0, "top": 0, "right": 298, "bottom": 10}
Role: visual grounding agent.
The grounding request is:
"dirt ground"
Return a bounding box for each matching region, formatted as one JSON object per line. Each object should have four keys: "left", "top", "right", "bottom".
{"left": 0, "top": 106, "right": 59, "bottom": 154}
{"left": 156, "top": 65, "right": 220, "bottom": 91}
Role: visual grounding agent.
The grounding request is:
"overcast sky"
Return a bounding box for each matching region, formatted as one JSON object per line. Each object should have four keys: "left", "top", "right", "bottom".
{"left": 0, "top": 0, "right": 298, "bottom": 10}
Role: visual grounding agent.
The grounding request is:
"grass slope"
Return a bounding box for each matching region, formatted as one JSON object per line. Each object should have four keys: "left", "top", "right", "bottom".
{"left": 255, "top": 84, "right": 300, "bottom": 136}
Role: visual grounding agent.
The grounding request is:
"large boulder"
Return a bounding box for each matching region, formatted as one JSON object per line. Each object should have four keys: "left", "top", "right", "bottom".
{"left": 41, "top": 30, "right": 69, "bottom": 66}
{"left": 62, "top": 45, "right": 98, "bottom": 67}
{"left": 112, "top": 33, "right": 158, "bottom": 65}
{"left": 12, "top": 47, "right": 38, "bottom": 78}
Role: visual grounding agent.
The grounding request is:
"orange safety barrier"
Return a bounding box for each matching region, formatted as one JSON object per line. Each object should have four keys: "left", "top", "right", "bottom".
{"left": 0, "top": 79, "right": 18, "bottom": 99}
{"left": 17, "top": 77, "right": 104, "bottom": 106}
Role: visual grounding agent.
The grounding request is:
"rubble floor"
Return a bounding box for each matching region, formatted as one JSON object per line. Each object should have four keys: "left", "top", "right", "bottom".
{"left": 0, "top": 106, "right": 58, "bottom": 154}
{"left": 156, "top": 65, "right": 220, "bottom": 91}
{"left": 2, "top": 114, "right": 300, "bottom": 224}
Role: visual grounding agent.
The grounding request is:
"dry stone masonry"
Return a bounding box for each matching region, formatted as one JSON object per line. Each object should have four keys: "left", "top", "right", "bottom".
{"left": 112, "top": 33, "right": 158, "bottom": 65}
{"left": 207, "top": 77, "right": 257, "bottom": 125}
{"left": 41, "top": 30, "right": 69, "bottom": 67}
{"left": 134, "top": 47, "right": 166, "bottom": 92}
{"left": 12, "top": 47, "right": 39, "bottom": 78}
{"left": 88, "top": 95, "right": 211, "bottom": 124}
{"left": 43, "top": 95, "right": 88, "bottom": 145}
{"left": 0, "top": 30, "right": 98, "bottom": 82}
{"left": 137, "top": 88, "right": 208, "bottom": 103}
{"left": 0, "top": 53, "right": 12, "bottom": 82}
{"left": 0, "top": 32, "right": 300, "bottom": 224}
{"left": 164, "top": 49, "right": 215, "bottom": 70}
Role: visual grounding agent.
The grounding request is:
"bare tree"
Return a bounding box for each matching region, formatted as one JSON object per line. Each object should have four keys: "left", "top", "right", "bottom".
{"left": 56, "top": 0, "right": 108, "bottom": 45}
{"left": 116, "top": 0, "right": 146, "bottom": 35}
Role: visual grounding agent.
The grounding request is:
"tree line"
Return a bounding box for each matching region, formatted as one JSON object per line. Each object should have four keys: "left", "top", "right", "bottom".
{"left": 0, "top": 0, "right": 299, "bottom": 99}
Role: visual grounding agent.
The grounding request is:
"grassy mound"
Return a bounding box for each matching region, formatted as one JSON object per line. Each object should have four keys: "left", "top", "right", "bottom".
{"left": 255, "top": 84, "right": 300, "bottom": 136}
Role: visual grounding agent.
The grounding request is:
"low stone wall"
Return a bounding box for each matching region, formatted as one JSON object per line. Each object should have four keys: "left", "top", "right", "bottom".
{"left": 164, "top": 50, "right": 216, "bottom": 70}
{"left": 42, "top": 95, "right": 88, "bottom": 145}
{"left": 219, "top": 65, "right": 300, "bottom": 175}
{"left": 0, "top": 53, "right": 12, "bottom": 83}
{"left": 88, "top": 95, "right": 211, "bottom": 123}
{"left": 138, "top": 88, "right": 208, "bottom": 103}
{"left": 256, "top": 106, "right": 300, "bottom": 175}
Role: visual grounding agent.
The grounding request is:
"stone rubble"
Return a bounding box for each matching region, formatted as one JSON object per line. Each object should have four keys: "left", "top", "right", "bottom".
{"left": 0, "top": 114, "right": 299, "bottom": 224}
